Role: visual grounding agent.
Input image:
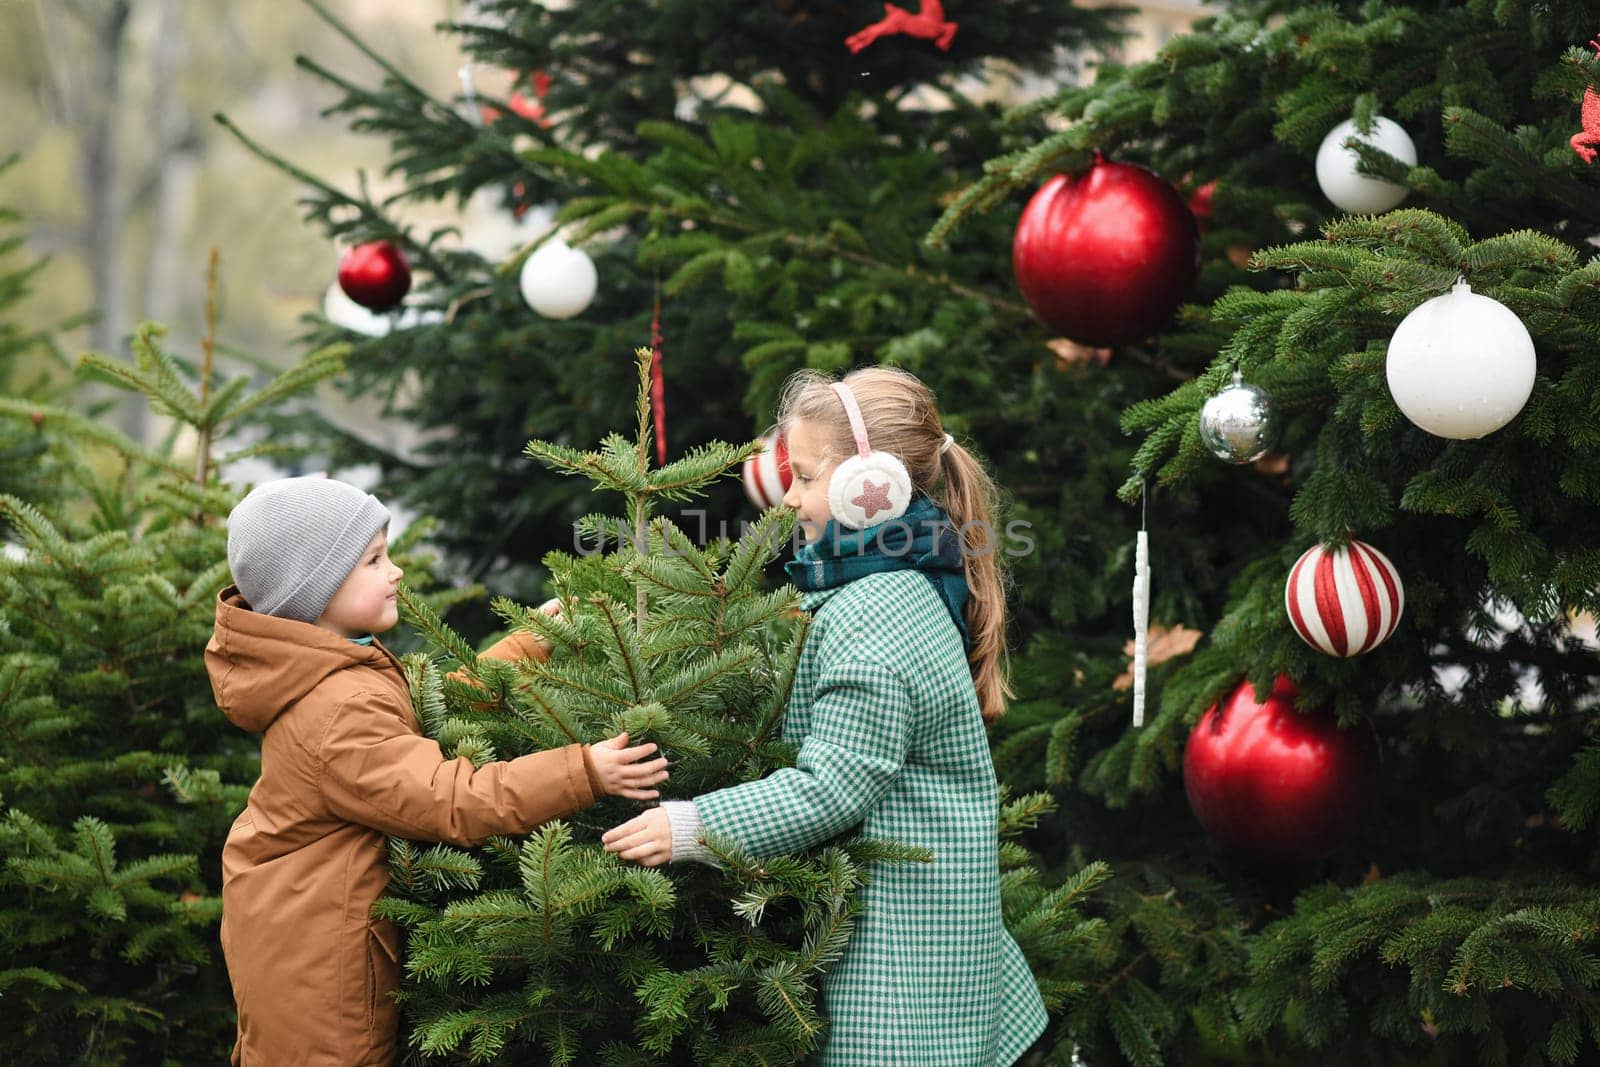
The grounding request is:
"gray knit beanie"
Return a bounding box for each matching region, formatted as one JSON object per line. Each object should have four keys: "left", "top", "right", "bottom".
{"left": 226, "top": 476, "right": 391, "bottom": 622}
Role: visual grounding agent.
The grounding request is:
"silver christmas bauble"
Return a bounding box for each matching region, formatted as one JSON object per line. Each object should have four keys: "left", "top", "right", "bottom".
{"left": 1198, "top": 372, "right": 1277, "bottom": 463}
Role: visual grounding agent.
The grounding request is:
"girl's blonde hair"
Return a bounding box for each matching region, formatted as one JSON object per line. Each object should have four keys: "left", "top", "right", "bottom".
{"left": 777, "top": 365, "right": 1014, "bottom": 722}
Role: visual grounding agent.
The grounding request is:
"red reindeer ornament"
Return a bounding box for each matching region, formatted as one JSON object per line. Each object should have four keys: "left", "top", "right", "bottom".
{"left": 845, "top": 0, "right": 959, "bottom": 54}
{"left": 1572, "top": 38, "right": 1600, "bottom": 163}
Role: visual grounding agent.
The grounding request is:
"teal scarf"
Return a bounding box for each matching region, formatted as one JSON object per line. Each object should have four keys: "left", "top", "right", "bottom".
{"left": 785, "top": 495, "right": 972, "bottom": 653}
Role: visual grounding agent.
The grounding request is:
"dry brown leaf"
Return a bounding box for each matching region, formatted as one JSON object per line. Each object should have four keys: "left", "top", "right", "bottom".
{"left": 1568, "top": 610, "right": 1598, "bottom": 651}
{"left": 1047, "top": 338, "right": 1113, "bottom": 369}
{"left": 1253, "top": 452, "right": 1289, "bottom": 476}
{"left": 1113, "top": 622, "right": 1204, "bottom": 690}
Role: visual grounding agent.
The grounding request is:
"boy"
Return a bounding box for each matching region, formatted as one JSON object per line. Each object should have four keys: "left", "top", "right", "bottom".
{"left": 206, "top": 475, "right": 666, "bottom": 1065}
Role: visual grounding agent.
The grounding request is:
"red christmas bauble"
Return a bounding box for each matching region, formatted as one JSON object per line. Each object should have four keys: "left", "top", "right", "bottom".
{"left": 337, "top": 241, "right": 411, "bottom": 312}
{"left": 1187, "top": 179, "right": 1217, "bottom": 225}
{"left": 1183, "top": 676, "right": 1377, "bottom": 863}
{"left": 1012, "top": 156, "right": 1200, "bottom": 346}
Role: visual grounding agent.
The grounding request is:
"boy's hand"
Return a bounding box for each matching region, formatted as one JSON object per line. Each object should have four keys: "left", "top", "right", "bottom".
{"left": 530, "top": 597, "right": 562, "bottom": 654}
{"left": 449, "top": 598, "right": 567, "bottom": 693}
{"left": 602, "top": 807, "right": 672, "bottom": 866}
{"left": 589, "top": 732, "right": 668, "bottom": 800}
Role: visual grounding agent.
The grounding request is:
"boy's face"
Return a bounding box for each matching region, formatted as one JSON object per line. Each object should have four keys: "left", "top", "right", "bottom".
{"left": 780, "top": 419, "right": 836, "bottom": 544}
{"left": 315, "top": 529, "right": 404, "bottom": 638}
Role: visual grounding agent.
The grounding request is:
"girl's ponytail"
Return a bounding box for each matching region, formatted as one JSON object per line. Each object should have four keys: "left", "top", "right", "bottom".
{"left": 935, "top": 439, "right": 1013, "bottom": 722}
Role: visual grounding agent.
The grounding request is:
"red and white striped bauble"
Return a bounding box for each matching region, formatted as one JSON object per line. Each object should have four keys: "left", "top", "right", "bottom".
{"left": 1285, "top": 540, "right": 1404, "bottom": 657}
{"left": 742, "top": 433, "right": 792, "bottom": 510}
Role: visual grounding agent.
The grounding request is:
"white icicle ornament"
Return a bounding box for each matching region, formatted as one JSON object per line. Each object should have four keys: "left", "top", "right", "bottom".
{"left": 1132, "top": 529, "right": 1150, "bottom": 728}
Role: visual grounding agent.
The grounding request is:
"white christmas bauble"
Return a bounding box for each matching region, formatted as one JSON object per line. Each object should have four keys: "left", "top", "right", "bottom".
{"left": 393, "top": 306, "right": 445, "bottom": 331}
{"left": 1385, "top": 281, "right": 1535, "bottom": 439}
{"left": 463, "top": 187, "right": 557, "bottom": 261}
{"left": 322, "top": 284, "right": 445, "bottom": 337}
{"left": 324, "top": 282, "right": 392, "bottom": 336}
{"left": 519, "top": 238, "right": 597, "bottom": 319}
{"left": 1315, "top": 117, "right": 1417, "bottom": 214}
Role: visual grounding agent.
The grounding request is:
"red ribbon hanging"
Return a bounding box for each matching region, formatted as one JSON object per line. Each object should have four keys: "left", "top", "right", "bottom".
{"left": 651, "top": 281, "right": 667, "bottom": 467}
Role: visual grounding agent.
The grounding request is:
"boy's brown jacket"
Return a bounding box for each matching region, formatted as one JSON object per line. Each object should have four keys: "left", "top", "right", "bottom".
{"left": 206, "top": 586, "right": 598, "bottom": 1066}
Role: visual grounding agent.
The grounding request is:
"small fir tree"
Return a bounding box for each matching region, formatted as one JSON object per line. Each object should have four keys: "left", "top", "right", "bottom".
{"left": 0, "top": 158, "right": 80, "bottom": 511}
{"left": 0, "top": 254, "right": 349, "bottom": 1064}
{"left": 380, "top": 348, "right": 1107, "bottom": 1064}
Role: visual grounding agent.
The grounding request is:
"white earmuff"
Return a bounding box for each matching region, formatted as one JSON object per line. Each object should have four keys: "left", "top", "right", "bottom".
{"left": 826, "top": 381, "right": 914, "bottom": 530}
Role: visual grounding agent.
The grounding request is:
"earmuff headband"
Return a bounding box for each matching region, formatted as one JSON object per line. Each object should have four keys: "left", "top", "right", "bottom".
{"left": 831, "top": 382, "right": 873, "bottom": 460}
{"left": 822, "top": 379, "right": 914, "bottom": 530}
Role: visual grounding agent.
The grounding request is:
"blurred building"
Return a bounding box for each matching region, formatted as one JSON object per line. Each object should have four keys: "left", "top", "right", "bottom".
{"left": 1092, "top": 0, "right": 1220, "bottom": 64}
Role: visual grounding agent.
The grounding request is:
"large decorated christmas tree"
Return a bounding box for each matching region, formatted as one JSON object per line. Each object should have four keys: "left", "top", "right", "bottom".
{"left": 224, "top": 0, "right": 1125, "bottom": 616}
{"left": 224, "top": 0, "right": 1600, "bottom": 1062}
{"left": 935, "top": 1, "right": 1600, "bottom": 1061}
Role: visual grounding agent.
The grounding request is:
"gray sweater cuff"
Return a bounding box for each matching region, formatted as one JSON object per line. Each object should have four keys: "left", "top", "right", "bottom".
{"left": 663, "top": 800, "right": 717, "bottom": 866}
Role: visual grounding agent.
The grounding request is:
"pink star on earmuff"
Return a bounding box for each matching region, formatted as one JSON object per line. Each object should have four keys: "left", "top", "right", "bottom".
{"left": 852, "top": 478, "right": 894, "bottom": 520}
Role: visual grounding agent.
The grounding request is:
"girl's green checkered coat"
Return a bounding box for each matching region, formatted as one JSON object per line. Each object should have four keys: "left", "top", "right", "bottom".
{"left": 695, "top": 568, "right": 1048, "bottom": 1065}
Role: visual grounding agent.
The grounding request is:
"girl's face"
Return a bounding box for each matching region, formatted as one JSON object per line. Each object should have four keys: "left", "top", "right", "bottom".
{"left": 780, "top": 419, "right": 837, "bottom": 544}
{"left": 315, "top": 529, "right": 404, "bottom": 638}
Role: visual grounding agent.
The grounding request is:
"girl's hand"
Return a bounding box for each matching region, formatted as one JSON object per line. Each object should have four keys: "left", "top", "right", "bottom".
{"left": 602, "top": 807, "right": 672, "bottom": 866}
{"left": 589, "top": 732, "right": 668, "bottom": 800}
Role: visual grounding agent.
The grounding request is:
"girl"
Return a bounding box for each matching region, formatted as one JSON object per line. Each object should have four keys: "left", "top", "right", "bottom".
{"left": 602, "top": 366, "right": 1047, "bottom": 1065}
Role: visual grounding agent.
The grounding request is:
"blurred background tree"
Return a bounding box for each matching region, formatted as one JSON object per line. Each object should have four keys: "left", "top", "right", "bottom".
{"left": 215, "top": 0, "right": 1136, "bottom": 632}
{"left": 0, "top": 0, "right": 456, "bottom": 442}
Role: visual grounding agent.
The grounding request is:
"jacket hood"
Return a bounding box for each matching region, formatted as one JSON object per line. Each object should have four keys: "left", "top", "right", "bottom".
{"left": 206, "top": 585, "right": 395, "bottom": 733}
